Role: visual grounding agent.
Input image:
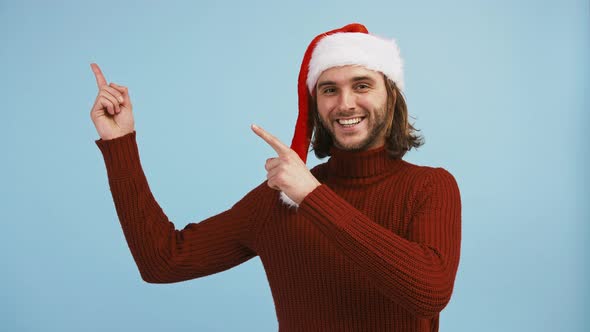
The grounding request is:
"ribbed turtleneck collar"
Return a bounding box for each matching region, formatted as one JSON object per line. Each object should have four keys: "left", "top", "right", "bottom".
{"left": 326, "top": 145, "right": 404, "bottom": 178}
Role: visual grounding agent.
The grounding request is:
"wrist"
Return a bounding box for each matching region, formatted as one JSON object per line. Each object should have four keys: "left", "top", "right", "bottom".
{"left": 296, "top": 181, "right": 321, "bottom": 205}
{"left": 101, "top": 130, "right": 133, "bottom": 141}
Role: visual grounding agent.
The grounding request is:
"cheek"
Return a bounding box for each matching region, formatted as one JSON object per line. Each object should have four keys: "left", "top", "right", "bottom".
{"left": 358, "top": 94, "right": 386, "bottom": 112}
{"left": 316, "top": 101, "right": 333, "bottom": 121}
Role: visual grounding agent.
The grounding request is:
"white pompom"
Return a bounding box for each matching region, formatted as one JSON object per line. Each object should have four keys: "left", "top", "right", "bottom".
{"left": 279, "top": 191, "right": 299, "bottom": 208}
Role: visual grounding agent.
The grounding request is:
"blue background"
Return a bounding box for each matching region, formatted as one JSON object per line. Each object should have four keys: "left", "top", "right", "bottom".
{"left": 1, "top": 0, "right": 588, "bottom": 331}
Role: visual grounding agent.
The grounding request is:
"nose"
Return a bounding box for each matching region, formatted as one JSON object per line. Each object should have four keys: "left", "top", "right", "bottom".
{"left": 337, "top": 89, "right": 356, "bottom": 111}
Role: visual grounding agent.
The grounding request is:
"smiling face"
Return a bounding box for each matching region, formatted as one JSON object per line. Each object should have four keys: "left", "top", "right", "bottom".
{"left": 315, "top": 65, "right": 389, "bottom": 152}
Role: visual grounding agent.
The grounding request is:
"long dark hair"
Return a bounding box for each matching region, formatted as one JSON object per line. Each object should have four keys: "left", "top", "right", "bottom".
{"left": 310, "top": 77, "right": 424, "bottom": 159}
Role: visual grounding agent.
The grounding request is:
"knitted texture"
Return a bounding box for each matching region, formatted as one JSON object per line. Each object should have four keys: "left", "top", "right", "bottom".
{"left": 96, "top": 131, "right": 462, "bottom": 332}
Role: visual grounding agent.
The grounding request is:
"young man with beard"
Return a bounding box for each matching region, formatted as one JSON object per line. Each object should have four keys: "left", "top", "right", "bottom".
{"left": 91, "top": 23, "right": 461, "bottom": 331}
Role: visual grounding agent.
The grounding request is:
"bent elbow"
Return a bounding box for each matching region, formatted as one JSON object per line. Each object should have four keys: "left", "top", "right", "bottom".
{"left": 411, "top": 285, "right": 454, "bottom": 318}
{"left": 139, "top": 271, "right": 179, "bottom": 284}
{"left": 136, "top": 261, "right": 203, "bottom": 284}
{"left": 136, "top": 263, "right": 177, "bottom": 284}
{"left": 139, "top": 269, "right": 161, "bottom": 284}
{"left": 132, "top": 253, "right": 183, "bottom": 284}
{"left": 414, "top": 300, "right": 451, "bottom": 319}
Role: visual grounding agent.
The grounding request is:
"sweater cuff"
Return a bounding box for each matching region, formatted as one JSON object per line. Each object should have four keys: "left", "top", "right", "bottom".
{"left": 95, "top": 131, "right": 142, "bottom": 179}
{"left": 299, "top": 184, "right": 350, "bottom": 224}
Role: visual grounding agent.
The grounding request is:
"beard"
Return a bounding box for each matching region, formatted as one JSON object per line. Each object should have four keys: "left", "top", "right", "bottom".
{"left": 318, "top": 106, "right": 388, "bottom": 152}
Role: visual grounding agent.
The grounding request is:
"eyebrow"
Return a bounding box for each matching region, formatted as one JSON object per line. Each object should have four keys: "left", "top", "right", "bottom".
{"left": 316, "top": 76, "right": 376, "bottom": 89}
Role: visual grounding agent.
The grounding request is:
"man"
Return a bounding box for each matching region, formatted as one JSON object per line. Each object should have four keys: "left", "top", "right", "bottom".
{"left": 91, "top": 23, "right": 461, "bottom": 331}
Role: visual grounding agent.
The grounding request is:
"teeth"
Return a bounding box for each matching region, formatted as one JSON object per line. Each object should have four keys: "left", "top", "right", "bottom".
{"left": 338, "top": 117, "right": 362, "bottom": 125}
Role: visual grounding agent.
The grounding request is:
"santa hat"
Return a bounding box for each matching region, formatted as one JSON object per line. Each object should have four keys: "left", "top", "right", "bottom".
{"left": 290, "top": 23, "right": 405, "bottom": 163}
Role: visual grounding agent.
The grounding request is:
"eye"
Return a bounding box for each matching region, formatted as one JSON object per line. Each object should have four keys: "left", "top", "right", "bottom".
{"left": 355, "top": 83, "right": 371, "bottom": 91}
{"left": 321, "top": 87, "right": 337, "bottom": 95}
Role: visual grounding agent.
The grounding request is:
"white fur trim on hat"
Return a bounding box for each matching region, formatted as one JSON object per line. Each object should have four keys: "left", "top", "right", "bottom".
{"left": 279, "top": 191, "right": 299, "bottom": 208}
{"left": 306, "top": 32, "right": 404, "bottom": 93}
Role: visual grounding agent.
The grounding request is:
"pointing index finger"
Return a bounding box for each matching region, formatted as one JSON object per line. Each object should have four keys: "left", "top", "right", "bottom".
{"left": 251, "top": 124, "right": 291, "bottom": 155}
{"left": 90, "top": 63, "right": 107, "bottom": 88}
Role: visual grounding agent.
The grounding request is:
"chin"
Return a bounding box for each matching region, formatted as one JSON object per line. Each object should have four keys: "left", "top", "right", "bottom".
{"left": 332, "top": 135, "right": 385, "bottom": 151}
{"left": 335, "top": 138, "right": 374, "bottom": 151}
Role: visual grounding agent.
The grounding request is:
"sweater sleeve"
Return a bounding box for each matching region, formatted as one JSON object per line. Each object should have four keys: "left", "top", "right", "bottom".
{"left": 95, "top": 131, "right": 259, "bottom": 283}
{"left": 298, "top": 168, "right": 461, "bottom": 318}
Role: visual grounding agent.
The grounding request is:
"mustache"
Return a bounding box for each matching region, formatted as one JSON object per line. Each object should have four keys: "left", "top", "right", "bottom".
{"left": 331, "top": 111, "right": 366, "bottom": 119}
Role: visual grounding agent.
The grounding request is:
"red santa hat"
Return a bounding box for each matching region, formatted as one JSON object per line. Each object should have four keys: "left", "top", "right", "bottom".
{"left": 290, "top": 23, "right": 405, "bottom": 163}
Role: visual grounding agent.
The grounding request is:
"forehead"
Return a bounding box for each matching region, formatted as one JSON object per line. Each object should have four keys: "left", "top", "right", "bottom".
{"left": 317, "top": 65, "right": 382, "bottom": 84}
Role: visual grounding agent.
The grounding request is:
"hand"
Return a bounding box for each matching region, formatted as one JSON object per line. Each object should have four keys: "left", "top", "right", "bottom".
{"left": 251, "top": 124, "right": 321, "bottom": 205}
{"left": 89, "top": 63, "right": 135, "bottom": 140}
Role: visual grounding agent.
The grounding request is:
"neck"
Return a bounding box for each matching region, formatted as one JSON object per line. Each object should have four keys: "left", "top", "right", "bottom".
{"left": 326, "top": 145, "right": 403, "bottom": 178}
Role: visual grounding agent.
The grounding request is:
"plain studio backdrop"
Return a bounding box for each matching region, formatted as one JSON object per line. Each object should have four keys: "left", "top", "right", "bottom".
{"left": 1, "top": 1, "right": 588, "bottom": 331}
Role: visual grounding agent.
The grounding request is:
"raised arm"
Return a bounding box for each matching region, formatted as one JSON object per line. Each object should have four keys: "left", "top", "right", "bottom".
{"left": 95, "top": 132, "right": 259, "bottom": 283}
{"left": 90, "top": 64, "right": 258, "bottom": 283}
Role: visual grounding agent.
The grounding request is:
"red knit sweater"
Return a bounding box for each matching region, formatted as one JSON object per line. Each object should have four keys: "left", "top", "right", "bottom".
{"left": 96, "top": 131, "right": 461, "bottom": 332}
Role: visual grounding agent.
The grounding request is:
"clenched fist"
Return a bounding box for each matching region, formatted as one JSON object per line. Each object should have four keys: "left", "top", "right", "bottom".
{"left": 90, "top": 63, "right": 135, "bottom": 140}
